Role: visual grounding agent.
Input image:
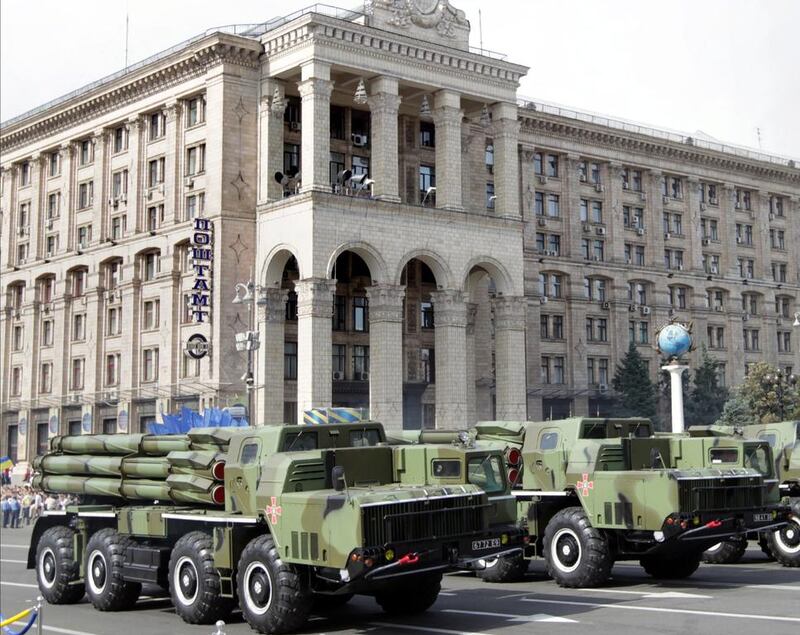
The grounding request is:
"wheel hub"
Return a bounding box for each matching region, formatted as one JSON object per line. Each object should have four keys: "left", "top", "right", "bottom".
{"left": 42, "top": 553, "right": 55, "bottom": 583}
{"left": 556, "top": 534, "right": 580, "bottom": 567}
{"left": 91, "top": 556, "right": 106, "bottom": 588}
{"left": 179, "top": 563, "right": 197, "bottom": 598}
{"left": 250, "top": 571, "right": 269, "bottom": 606}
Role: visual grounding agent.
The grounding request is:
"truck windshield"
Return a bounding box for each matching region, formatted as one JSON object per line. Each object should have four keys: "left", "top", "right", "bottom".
{"left": 744, "top": 444, "right": 773, "bottom": 478}
{"left": 467, "top": 455, "right": 505, "bottom": 494}
{"left": 709, "top": 448, "right": 738, "bottom": 464}
{"left": 349, "top": 429, "right": 382, "bottom": 447}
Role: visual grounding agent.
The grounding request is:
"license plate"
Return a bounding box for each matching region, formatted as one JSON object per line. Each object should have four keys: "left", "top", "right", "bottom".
{"left": 472, "top": 538, "right": 501, "bottom": 551}
{"left": 753, "top": 513, "right": 771, "bottom": 522}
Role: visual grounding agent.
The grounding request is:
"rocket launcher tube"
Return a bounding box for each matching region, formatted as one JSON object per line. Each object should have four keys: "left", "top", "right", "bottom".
{"left": 34, "top": 455, "right": 171, "bottom": 479}
{"left": 53, "top": 434, "right": 192, "bottom": 456}
{"left": 33, "top": 475, "right": 223, "bottom": 506}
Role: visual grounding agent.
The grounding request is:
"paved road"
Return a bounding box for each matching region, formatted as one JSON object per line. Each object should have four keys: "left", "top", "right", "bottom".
{"left": 2, "top": 525, "right": 799, "bottom": 635}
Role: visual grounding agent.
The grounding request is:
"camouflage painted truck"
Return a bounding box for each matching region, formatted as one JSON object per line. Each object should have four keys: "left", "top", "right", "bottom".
{"left": 27, "top": 422, "right": 524, "bottom": 634}
{"left": 392, "top": 417, "right": 790, "bottom": 587}
{"left": 692, "top": 420, "right": 800, "bottom": 566}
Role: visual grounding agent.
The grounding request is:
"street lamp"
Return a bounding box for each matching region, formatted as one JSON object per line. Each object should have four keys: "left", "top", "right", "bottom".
{"left": 793, "top": 312, "right": 800, "bottom": 327}
{"left": 232, "top": 280, "right": 266, "bottom": 424}
{"left": 761, "top": 370, "right": 798, "bottom": 421}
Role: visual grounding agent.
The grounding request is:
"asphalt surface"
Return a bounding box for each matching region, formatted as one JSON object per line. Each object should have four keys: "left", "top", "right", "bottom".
{"left": 2, "top": 524, "right": 799, "bottom": 635}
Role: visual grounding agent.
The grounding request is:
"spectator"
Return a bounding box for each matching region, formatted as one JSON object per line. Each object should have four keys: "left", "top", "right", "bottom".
{"left": 45, "top": 494, "right": 58, "bottom": 511}
{"left": 1, "top": 495, "right": 9, "bottom": 528}
{"left": 8, "top": 494, "right": 21, "bottom": 528}
{"left": 21, "top": 490, "right": 33, "bottom": 526}
{"left": 33, "top": 490, "right": 44, "bottom": 520}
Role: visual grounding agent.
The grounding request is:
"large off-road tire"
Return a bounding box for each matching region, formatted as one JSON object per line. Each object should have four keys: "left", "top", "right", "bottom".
{"left": 35, "top": 526, "right": 85, "bottom": 604}
{"left": 236, "top": 534, "right": 310, "bottom": 634}
{"left": 169, "top": 531, "right": 234, "bottom": 624}
{"left": 758, "top": 533, "right": 776, "bottom": 560}
{"left": 543, "top": 506, "right": 613, "bottom": 588}
{"left": 702, "top": 537, "right": 748, "bottom": 564}
{"left": 767, "top": 500, "right": 800, "bottom": 567}
{"left": 641, "top": 552, "right": 701, "bottom": 579}
{"left": 311, "top": 593, "right": 354, "bottom": 612}
{"left": 477, "top": 552, "right": 528, "bottom": 583}
{"left": 375, "top": 572, "right": 441, "bottom": 615}
{"left": 84, "top": 528, "right": 141, "bottom": 611}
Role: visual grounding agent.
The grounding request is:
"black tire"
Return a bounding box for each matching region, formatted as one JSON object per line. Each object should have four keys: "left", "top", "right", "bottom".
{"left": 702, "top": 537, "right": 748, "bottom": 564}
{"left": 758, "top": 533, "right": 776, "bottom": 560}
{"left": 477, "top": 552, "right": 528, "bottom": 583}
{"left": 236, "top": 534, "right": 310, "bottom": 634}
{"left": 641, "top": 552, "right": 701, "bottom": 579}
{"left": 169, "top": 531, "right": 234, "bottom": 624}
{"left": 375, "top": 572, "right": 441, "bottom": 615}
{"left": 767, "top": 500, "right": 800, "bottom": 567}
{"left": 84, "top": 528, "right": 141, "bottom": 611}
{"left": 543, "top": 506, "right": 612, "bottom": 588}
{"left": 311, "top": 593, "right": 354, "bottom": 612}
{"left": 35, "top": 526, "right": 85, "bottom": 604}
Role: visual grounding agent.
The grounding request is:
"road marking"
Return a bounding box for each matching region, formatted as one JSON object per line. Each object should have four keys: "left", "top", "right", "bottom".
{"left": 0, "top": 558, "right": 27, "bottom": 564}
{"left": 439, "top": 592, "right": 456, "bottom": 596}
{"left": 497, "top": 592, "right": 534, "bottom": 600}
{"left": 581, "top": 588, "right": 712, "bottom": 599}
{"left": 1, "top": 581, "right": 38, "bottom": 589}
{"left": 0, "top": 544, "right": 29, "bottom": 549}
{"left": 746, "top": 584, "right": 800, "bottom": 592}
{"left": 444, "top": 609, "right": 577, "bottom": 623}
{"left": 8, "top": 622, "right": 99, "bottom": 635}
{"left": 370, "top": 622, "right": 496, "bottom": 635}
{"left": 521, "top": 598, "right": 800, "bottom": 623}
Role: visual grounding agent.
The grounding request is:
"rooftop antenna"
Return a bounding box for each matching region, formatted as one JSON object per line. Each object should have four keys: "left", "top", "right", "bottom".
{"left": 124, "top": 8, "right": 130, "bottom": 68}
{"left": 478, "top": 9, "right": 484, "bottom": 55}
{"left": 756, "top": 127, "right": 762, "bottom": 150}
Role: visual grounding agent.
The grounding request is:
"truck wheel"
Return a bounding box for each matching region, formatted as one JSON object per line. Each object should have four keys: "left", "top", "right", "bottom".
{"left": 84, "top": 528, "right": 141, "bottom": 611}
{"left": 169, "top": 531, "right": 234, "bottom": 624}
{"left": 543, "top": 507, "right": 612, "bottom": 588}
{"left": 375, "top": 572, "right": 441, "bottom": 615}
{"left": 767, "top": 501, "right": 800, "bottom": 567}
{"left": 477, "top": 553, "right": 528, "bottom": 583}
{"left": 237, "top": 535, "right": 310, "bottom": 634}
{"left": 758, "top": 533, "right": 776, "bottom": 561}
{"left": 36, "top": 526, "right": 84, "bottom": 604}
{"left": 702, "top": 537, "right": 748, "bottom": 564}
{"left": 641, "top": 552, "right": 701, "bottom": 579}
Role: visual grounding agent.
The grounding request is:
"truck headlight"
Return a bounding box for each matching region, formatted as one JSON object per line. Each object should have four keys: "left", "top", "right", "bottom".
{"left": 653, "top": 531, "right": 665, "bottom": 543}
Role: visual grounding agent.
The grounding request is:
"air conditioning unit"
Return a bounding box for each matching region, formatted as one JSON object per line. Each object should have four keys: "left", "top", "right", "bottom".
{"left": 595, "top": 226, "right": 606, "bottom": 235}
{"left": 742, "top": 313, "right": 750, "bottom": 322}
{"left": 42, "top": 302, "right": 54, "bottom": 314}
{"left": 639, "top": 191, "right": 647, "bottom": 201}
{"left": 594, "top": 183, "right": 604, "bottom": 193}
{"left": 579, "top": 175, "right": 587, "bottom": 182}
{"left": 45, "top": 219, "right": 54, "bottom": 230}
{"left": 637, "top": 228, "right": 645, "bottom": 236}
{"left": 352, "top": 133, "right": 368, "bottom": 147}
{"left": 601, "top": 301, "right": 610, "bottom": 310}
{"left": 289, "top": 121, "right": 301, "bottom": 131}
{"left": 622, "top": 182, "right": 629, "bottom": 190}
{"left": 710, "top": 197, "right": 718, "bottom": 205}
{"left": 664, "top": 232, "right": 671, "bottom": 240}
{"left": 598, "top": 383, "right": 608, "bottom": 392}
{"left": 735, "top": 202, "right": 742, "bottom": 209}
{"left": 628, "top": 304, "right": 637, "bottom": 312}
{"left": 662, "top": 195, "right": 670, "bottom": 204}
{"left": 147, "top": 190, "right": 154, "bottom": 200}
{"left": 358, "top": 371, "right": 370, "bottom": 381}
{"left": 700, "top": 203, "right": 707, "bottom": 211}
{"left": 68, "top": 394, "right": 82, "bottom": 405}
{"left": 332, "top": 371, "right": 345, "bottom": 381}
{"left": 769, "top": 213, "right": 775, "bottom": 221}
{"left": 106, "top": 290, "right": 118, "bottom": 303}
{"left": 537, "top": 217, "right": 547, "bottom": 227}
{"left": 641, "top": 306, "right": 651, "bottom": 316}
{"left": 80, "top": 296, "right": 88, "bottom": 306}
{"left": 539, "top": 296, "right": 548, "bottom": 304}
{"left": 546, "top": 250, "right": 558, "bottom": 257}
{"left": 103, "top": 390, "right": 119, "bottom": 403}
{"left": 736, "top": 236, "right": 742, "bottom": 244}
{"left": 537, "top": 175, "right": 548, "bottom": 185}
{"left": 710, "top": 266, "right": 718, "bottom": 274}
{"left": 625, "top": 257, "right": 632, "bottom": 264}
{"left": 582, "top": 224, "right": 592, "bottom": 233}
{"left": 18, "top": 226, "right": 29, "bottom": 237}
{"left": 185, "top": 177, "right": 195, "bottom": 188}
{"left": 714, "top": 305, "right": 724, "bottom": 312}
{"left": 702, "top": 238, "right": 711, "bottom": 245}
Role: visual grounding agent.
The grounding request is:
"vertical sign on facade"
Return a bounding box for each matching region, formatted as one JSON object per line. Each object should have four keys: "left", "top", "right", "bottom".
{"left": 191, "top": 218, "right": 213, "bottom": 323}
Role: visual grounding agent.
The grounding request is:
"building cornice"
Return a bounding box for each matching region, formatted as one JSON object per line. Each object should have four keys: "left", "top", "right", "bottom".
{"left": 519, "top": 112, "right": 800, "bottom": 188}
{"left": 0, "top": 34, "right": 262, "bottom": 156}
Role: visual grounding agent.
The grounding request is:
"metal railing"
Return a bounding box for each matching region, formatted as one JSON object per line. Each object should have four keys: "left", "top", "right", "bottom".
{"left": 518, "top": 96, "right": 799, "bottom": 168}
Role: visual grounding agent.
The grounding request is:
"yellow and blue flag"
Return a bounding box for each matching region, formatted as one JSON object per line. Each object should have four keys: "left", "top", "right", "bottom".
{"left": 0, "top": 456, "right": 13, "bottom": 471}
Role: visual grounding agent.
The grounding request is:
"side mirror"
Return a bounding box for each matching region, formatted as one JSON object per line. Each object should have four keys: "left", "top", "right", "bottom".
{"left": 331, "top": 465, "right": 346, "bottom": 492}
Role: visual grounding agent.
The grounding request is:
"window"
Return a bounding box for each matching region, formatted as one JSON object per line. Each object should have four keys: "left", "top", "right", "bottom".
{"left": 333, "top": 295, "right": 346, "bottom": 331}
{"left": 149, "top": 112, "right": 165, "bottom": 140}
{"left": 419, "top": 165, "right": 435, "bottom": 204}
{"left": 534, "top": 192, "right": 544, "bottom": 216}
{"left": 584, "top": 277, "right": 606, "bottom": 302}
{"left": 420, "top": 348, "right": 435, "bottom": 383}
{"left": 735, "top": 188, "right": 752, "bottom": 210}
{"left": 770, "top": 229, "right": 786, "bottom": 250}
{"left": 106, "top": 353, "right": 120, "bottom": 386}
{"left": 770, "top": 195, "right": 784, "bottom": 217}
{"left": 11, "top": 367, "right": 22, "bottom": 396}
{"left": 353, "top": 296, "right": 368, "bottom": 332}
{"left": 743, "top": 328, "right": 760, "bottom": 352}
{"left": 628, "top": 321, "right": 649, "bottom": 345}
{"left": 186, "top": 144, "right": 206, "bottom": 175}
{"left": 669, "top": 286, "right": 687, "bottom": 309}
{"left": 772, "top": 262, "right": 787, "bottom": 283}
{"left": 78, "top": 181, "right": 94, "bottom": 209}
{"left": 284, "top": 342, "right": 298, "bottom": 380}
{"left": 12, "top": 325, "right": 24, "bottom": 351}
{"left": 143, "top": 252, "right": 159, "bottom": 281}
{"left": 700, "top": 182, "right": 718, "bottom": 204}
{"left": 79, "top": 139, "right": 94, "bottom": 165}
{"left": 707, "top": 289, "right": 724, "bottom": 311}
{"left": 593, "top": 240, "right": 604, "bottom": 261}
{"left": 185, "top": 194, "right": 204, "bottom": 221}
{"left": 147, "top": 204, "right": 164, "bottom": 231}
{"left": 18, "top": 202, "right": 30, "bottom": 229}
{"left": 17, "top": 243, "right": 29, "bottom": 265}
{"left": 737, "top": 258, "right": 754, "bottom": 279}
{"left": 72, "top": 313, "right": 86, "bottom": 341}
{"left": 142, "top": 348, "right": 159, "bottom": 382}
{"left": 285, "top": 291, "right": 298, "bottom": 321}
{"left": 467, "top": 455, "right": 505, "bottom": 494}
{"left": 628, "top": 281, "right": 648, "bottom": 305}
{"left": 540, "top": 314, "right": 564, "bottom": 340}
{"left": 742, "top": 293, "right": 758, "bottom": 315}
{"left": 77, "top": 225, "right": 92, "bottom": 249}
{"left": 591, "top": 201, "right": 603, "bottom": 223}
{"left": 332, "top": 344, "right": 346, "bottom": 378}
{"left": 541, "top": 356, "right": 565, "bottom": 384}
{"left": 186, "top": 95, "right": 205, "bottom": 127}
{"left": 111, "top": 170, "right": 128, "bottom": 199}
{"left": 735, "top": 223, "right": 754, "bottom": 246}
{"left": 352, "top": 155, "right": 369, "bottom": 177}
{"left": 181, "top": 293, "right": 193, "bottom": 323}
{"left": 704, "top": 253, "right": 720, "bottom": 275}
{"left": 778, "top": 331, "right": 792, "bottom": 353}
{"left": 486, "top": 182, "right": 495, "bottom": 209}
{"left": 111, "top": 215, "right": 126, "bottom": 240}
{"left": 107, "top": 307, "right": 121, "bottom": 335}
{"left": 587, "top": 357, "right": 610, "bottom": 385}
{"left": 546, "top": 154, "right": 559, "bottom": 178}
{"left": 707, "top": 325, "right": 725, "bottom": 349}
{"left": 40, "top": 362, "right": 53, "bottom": 393}
{"left": 353, "top": 345, "right": 370, "bottom": 377}
{"left": 631, "top": 169, "right": 642, "bottom": 191}
{"left": 420, "top": 301, "right": 434, "bottom": 329}
{"left": 148, "top": 158, "right": 165, "bottom": 187}
{"left": 701, "top": 218, "right": 719, "bottom": 241}
{"left": 420, "top": 121, "right": 435, "bottom": 147}
{"left": 71, "top": 358, "right": 85, "bottom": 390}
{"left": 283, "top": 143, "right": 300, "bottom": 176}
{"left": 534, "top": 152, "right": 544, "bottom": 175}
{"left": 776, "top": 296, "right": 792, "bottom": 318}
{"left": 330, "top": 106, "right": 346, "bottom": 140}
{"left": 586, "top": 317, "right": 608, "bottom": 342}
{"left": 329, "top": 151, "right": 345, "bottom": 188}
{"left": 485, "top": 143, "right": 494, "bottom": 168}
{"left": 143, "top": 299, "right": 160, "bottom": 330}
{"left": 113, "top": 125, "right": 127, "bottom": 153}
{"left": 45, "top": 235, "right": 58, "bottom": 257}
{"left": 48, "top": 152, "right": 60, "bottom": 177}
{"left": 538, "top": 273, "right": 562, "bottom": 298}
{"left": 19, "top": 161, "right": 32, "bottom": 186}
{"left": 623, "top": 206, "right": 644, "bottom": 228}
{"left": 182, "top": 353, "right": 201, "bottom": 379}
{"left": 41, "top": 319, "right": 54, "bottom": 347}
{"left": 547, "top": 194, "right": 560, "bottom": 217}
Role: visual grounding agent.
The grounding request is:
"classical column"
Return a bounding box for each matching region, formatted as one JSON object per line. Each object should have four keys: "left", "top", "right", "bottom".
{"left": 493, "top": 296, "right": 527, "bottom": 420}
{"left": 490, "top": 102, "right": 520, "bottom": 218}
{"left": 647, "top": 170, "right": 666, "bottom": 268}
{"left": 366, "top": 284, "right": 405, "bottom": 431}
{"left": 258, "top": 288, "right": 288, "bottom": 425}
{"left": 297, "top": 62, "right": 333, "bottom": 193}
{"left": 28, "top": 154, "right": 44, "bottom": 261}
{"left": 259, "top": 79, "right": 286, "bottom": 203}
{"left": 295, "top": 278, "right": 336, "bottom": 422}
{"left": 720, "top": 184, "right": 738, "bottom": 276}
{"left": 163, "top": 101, "right": 182, "bottom": 224}
{"left": 465, "top": 302, "right": 478, "bottom": 425}
{"left": 59, "top": 143, "right": 75, "bottom": 250}
{"left": 432, "top": 90, "right": 463, "bottom": 211}
{"left": 126, "top": 116, "right": 145, "bottom": 233}
{"left": 367, "top": 77, "right": 402, "bottom": 202}
{"left": 685, "top": 176, "right": 702, "bottom": 272}
{"left": 431, "top": 289, "right": 468, "bottom": 429}
{"left": 93, "top": 129, "right": 109, "bottom": 241}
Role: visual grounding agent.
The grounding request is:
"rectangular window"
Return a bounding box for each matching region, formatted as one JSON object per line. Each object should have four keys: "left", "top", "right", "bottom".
{"left": 186, "top": 144, "right": 206, "bottom": 176}
{"left": 105, "top": 353, "right": 120, "bottom": 386}
{"left": 20, "top": 162, "right": 31, "bottom": 186}
{"left": 534, "top": 192, "right": 544, "bottom": 216}
{"left": 284, "top": 342, "right": 298, "bottom": 380}
{"left": 149, "top": 112, "right": 165, "bottom": 140}
{"left": 185, "top": 194, "right": 204, "bottom": 221}
{"left": 41, "top": 319, "right": 54, "bottom": 347}
{"left": 533, "top": 152, "right": 543, "bottom": 175}
{"left": 580, "top": 199, "right": 588, "bottom": 222}
{"left": 353, "top": 296, "right": 368, "bottom": 332}
{"left": 330, "top": 106, "right": 346, "bottom": 140}
{"left": 71, "top": 358, "right": 85, "bottom": 390}
{"left": 113, "top": 126, "right": 127, "bottom": 153}
{"left": 72, "top": 313, "right": 86, "bottom": 341}
{"left": 144, "top": 253, "right": 159, "bottom": 281}
{"left": 80, "top": 139, "right": 93, "bottom": 165}
{"left": 12, "top": 325, "right": 24, "bottom": 351}
{"left": 546, "top": 154, "right": 559, "bottom": 178}
{"left": 111, "top": 215, "right": 125, "bottom": 240}
{"left": 420, "top": 348, "right": 435, "bottom": 383}
{"left": 78, "top": 181, "right": 94, "bottom": 209}
{"left": 420, "top": 121, "right": 435, "bottom": 147}
{"left": 148, "top": 158, "right": 165, "bottom": 187}
{"left": 143, "top": 299, "right": 160, "bottom": 330}
{"left": 182, "top": 353, "right": 201, "bottom": 379}
{"left": 353, "top": 345, "right": 370, "bottom": 377}
{"left": 778, "top": 331, "right": 792, "bottom": 353}
{"left": 591, "top": 201, "right": 603, "bottom": 223}
{"left": 333, "top": 295, "right": 347, "bottom": 331}
{"left": 330, "top": 151, "right": 345, "bottom": 188}
{"left": 283, "top": 143, "right": 300, "bottom": 176}
{"left": 419, "top": 165, "right": 435, "bottom": 204}
{"left": 40, "top": 361, "right": 53, "bottom": 393}
{"left": 142, "top": 348, "right": 159, "bottom": 382}
{"left": 332, "top": 344, "right": 346, "bottom": 377}
{"left": 486, "top": 182, "right": 495, "bottom": 209}
{"left": 547, "top": 194, "right": 560, "bottom": 217}
{"left": 47, "top": 192, "right": 60, "bottom": 219}
{"left": 421, "top": 301, "right": 434, "bottom": 329}
{"left": 77, "top": 225, "right": 91, "bottom": 249}
{"left": 107, "top": 307, "right": 121, "bottom": 336}
{"left": 186, "top": 96, "right": 205, "bottom": 127}
{"left": 11, "top": 367, "right": 23, "bottom": 396}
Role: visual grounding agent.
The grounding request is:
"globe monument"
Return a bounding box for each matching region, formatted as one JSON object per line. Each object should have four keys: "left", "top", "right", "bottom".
{"left": 656, "top": 322, "right": 694, "bottom": 433}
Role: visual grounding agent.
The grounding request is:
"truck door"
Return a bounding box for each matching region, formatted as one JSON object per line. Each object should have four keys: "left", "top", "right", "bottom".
{"left": 530, "top": 428, "right": 566, "bottom": 491}
{"left": 228, "top": 437, "right": 262, "bottom": 514}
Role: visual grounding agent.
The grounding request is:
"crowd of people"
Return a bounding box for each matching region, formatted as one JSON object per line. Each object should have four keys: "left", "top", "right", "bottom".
{"left": 1, "top": 485, "right": 79, "bottom": 529}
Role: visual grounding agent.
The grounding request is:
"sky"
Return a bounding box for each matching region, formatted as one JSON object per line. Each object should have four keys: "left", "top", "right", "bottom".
{"left": 1, "top": 0, "right": 798, "bottom": 159}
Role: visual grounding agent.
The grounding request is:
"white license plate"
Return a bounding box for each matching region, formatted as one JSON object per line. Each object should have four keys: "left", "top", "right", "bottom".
{"left": 753, "top": 513, "right": 771, "bottom": 522}
{"left": 472, "top": 538, "right": 501, "bottom": 551}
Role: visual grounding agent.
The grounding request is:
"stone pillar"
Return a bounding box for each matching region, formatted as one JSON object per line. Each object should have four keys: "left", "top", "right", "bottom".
{"left": 686, "top": 176, "right": 703, "bottom": 271}
{"left": 720, "top": 184, "right": 738, "bottom": 276}
{"left": 366, "top": 284, "right": 405, "bottom": 431}
{"left": 490, "top": 102, "right": 520, "bottom": 218}
{"left": 258, "top": 288, "right": 287, "bottom": 425}
{"left": 493, "top": 296, "right": 527, "bottom": 420}
{"left": 297, "top": 62, "right": 333, "bottom": 193}
{"left": 295, "top": 278, "right": 336, "bottom": 423}
{"left": 127, "top": 116, "right": 144, "bottom": 233}
{"left": 28, "top": 154, "right": 44, "bottom": 261}
{"left": 259, "top": 79, "right": 286, "bottom": 203}
{"left": 59, "top": 143, "right": 76, "bottom": 250}
{"left": 163, "top": 101, "right": 182, "bottom": 224}
{"left": 432, "top": 90, "right": 463, "bottom": 211}
{"left": 93, "top": 129, "right": 109, "bottom": 241}
{"left": 647, "top": 170, "right": 666, "bottom": 268}
{"left": 465, "top": 302, "right": 478, "bottom": 425}
{"left": 431, "top": 289, "right": 467, "bottom": 429}
{"left": 367, "top": 77, "right": 402, "bottom": 202}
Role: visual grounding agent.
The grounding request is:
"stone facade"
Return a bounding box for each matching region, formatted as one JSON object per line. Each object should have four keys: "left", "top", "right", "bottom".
{"left": 2, "top": 3, "right": 799, "bottom": 461}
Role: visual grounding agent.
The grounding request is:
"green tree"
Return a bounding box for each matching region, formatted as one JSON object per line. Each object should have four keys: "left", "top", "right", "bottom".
{"left": 716, "top": 390, "right": 752, "bottom": 428}
{"left": 736, "top": 361, "right": 800, "bottom": 423}
{"left": 685, "top": 345, "right": 728, "bottom": 425}
{"left": 611, "top": 342, "right": 658, "bottom": 421}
